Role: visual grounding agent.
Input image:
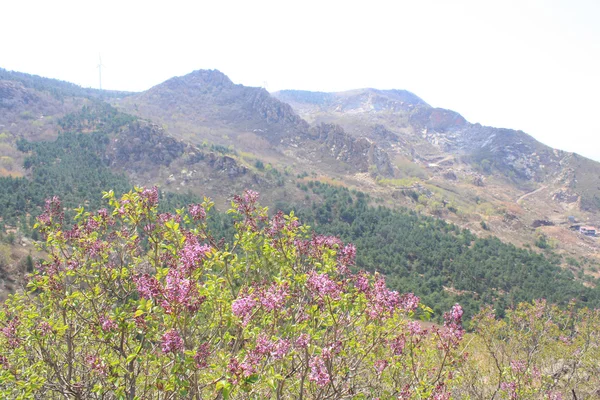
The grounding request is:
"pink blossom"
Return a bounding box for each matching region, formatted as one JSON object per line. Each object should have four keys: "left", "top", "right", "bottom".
{"left": 407, "top": 321, "right": 422, "bottom": 336}
{"left": 1, "top": 317, "right": 21, "bottom": 348}
{"left": 374, "top": 359, "right": 388, "bottom": 375}
{"left": 38, "top": 321, "right": 52, "bottom": 336}
{"left": 259, "top": 282, "right": 288, "bottom": 311}
{"left": 271, "top": 338, "right": 290, "bottom": 360}
{"left": 295, "top": 333, "right": 311, "bottom": 349}
{"left": 307, "top": 271, "right": 341, "bottom": 300}
{"left": 240, "top": 352, "right": 262, "bottom": 377}
{"left": 162, "top": 270, "right": 205, "bottom": 313}
{"left": 309, "top": 356, "right": 330, "bottom": 387}
{"left": 134, "top": 274, "right": 161, "bottom": 300}
{"left": 0, "top": 355, "right": 8, "bottom": 369}
{"left": 500, "top": 382, "right": 518, "bottom": 400}
{"left": 194, "top": 343, "right": 210, "bottom": 369}
{"left": 337, "top": 243, "right": 356, "bottom": 272}
{"left": 365, "top": 276, "right": 406, "bottom": 319}
{"left": 400, "top": 293, "right": 420, "bottom": 313}
{"left": 161, "top": 329, "right": 184, "bottom": 353}
{"left": 510, "top": 359, "right": 526, "bottom": 374}
{"left": 85, "top": 355, "right": 108, "bottom": 376}
{"left": 354, "top": 272, "right": 370, "bottom": 293}
{"left": 390, "top": 335, "right": 406, "bottom": 356}
{"left": 232, "top": 293, "right": 257, "bottom": 326}
{"left": 140, "top": 186, "right": 159, "bottom": 207}
{"left": 100, "top": 316, "right": 117, "bottom": 332}
{"left": 178, "top": 235, "right": 211, "bottom": 273}
{"left": 267, "top": 211, "right": 286, "bottom": 236}
{"left": 188, "top": 204, "right": 206, "bottom": 221}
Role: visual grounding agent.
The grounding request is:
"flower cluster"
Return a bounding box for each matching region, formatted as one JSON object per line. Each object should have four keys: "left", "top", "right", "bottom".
{"left": 1, "top": 317, "right": 21, "bottom": 348}
{"left": 99, "top": 315, "right": 117, "bottom": 332}
{"left": 161, "top": 329, "right": 184, "bottom": 354}
{"left": 309, "top": 356, "right": 330, "bottom": 387}
{"left": 307, "top": 271, "right": 341, "bottom": 300}
{"left": 231, "top": 293, "right": 258, "bottom": 326}
{"left": 194, "top": 343, "right": 211, "bottom": 369}
{"left": 85, "top": 355, "right": 108, "bottom": 376}
{"left": 188, "top": 203, "right": 206, "bottom": 221}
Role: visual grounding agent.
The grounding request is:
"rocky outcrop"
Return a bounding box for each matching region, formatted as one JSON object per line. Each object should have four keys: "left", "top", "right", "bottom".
{"left": 309, "top": 123, "right": 394, "bottom": 176}
{"left": 107, "top": 121, "right": 185, "bottom": 168}
{"left": 205, "top": 153, "right": 248, "bottom": 178}
{"left": 0, "top": 81, "right": 39, "bottom": 109}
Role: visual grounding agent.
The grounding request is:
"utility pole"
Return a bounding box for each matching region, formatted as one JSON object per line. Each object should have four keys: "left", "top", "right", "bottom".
{"left": 97, "top": 54, "right": 104, "bottom": 90}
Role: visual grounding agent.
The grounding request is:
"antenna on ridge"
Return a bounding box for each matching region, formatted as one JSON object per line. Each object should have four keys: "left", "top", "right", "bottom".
{"left": 97, "top": 54, "right": 104, "bottom": 90}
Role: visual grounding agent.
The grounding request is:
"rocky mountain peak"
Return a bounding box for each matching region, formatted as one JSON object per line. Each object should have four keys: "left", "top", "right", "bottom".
{"left": 162, "top": 69, "right": 234, "bottom": 91}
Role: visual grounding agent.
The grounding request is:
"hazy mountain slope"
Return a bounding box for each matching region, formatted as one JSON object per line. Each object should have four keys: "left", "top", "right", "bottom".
{"left": 115, "top": 70, "right": 395, "bottom": 177}
{"left": 274, "top": 88, "right": 600, "bottom": 210}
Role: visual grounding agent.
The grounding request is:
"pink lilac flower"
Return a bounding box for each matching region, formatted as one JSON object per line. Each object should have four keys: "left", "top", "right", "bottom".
{"left": 400, "top": 293, "right": 420, "bottom": 313}
{"left": 267, "top": 211, "right": 286, "bottom": 237}
{"left": 440, "top": 304, "right": 464, "bottom": 349}
{"left": 365, "top": 276, "right": 404, "bottom": 319}
{"left": 510, "top": 360, "right": 527, "bottom": 374}
{"left": 188, "top": 204, "right": 206, "bottom": 221}
{"left": 161, "top": 329, "right": 184, "bottom": 353}
{"left": 295, "top": 333, "right": 311, "bottom": 349}
{"left": 322, "top": 341, "right": 342, "bottom": 360}
{"left": 337, "top": 243, "right": 356, "bottom": 273}
{"left": 354, "top": 271, "right": 370, "bottom": 293}
{"left": 307, "top": 271, "right": 341, "bottom": 300}
{"left": 259, "top": 282, "right": 288, "bottom": 311}
{"left": 240, "top": 352, "right": 262, "bottom": 377}
{"left": 232, "top": 293, "right": 257, "bottom": 326}
{"left": 194, "top": 343, "right": 210, "bottom": 369}
{"left": 271, "top": 339, "right": 290, "bottom": 360}
{"left": 309, "top": 356, "right": 330, "bottom": 387}
{"left": 233, "top": 190, "right": 260, "bottom": 214}
{"left": 545, "top": 391, "right": 564, "bottom": 400}
{"left": 38, "top": 321, "right": 52, "bottom": 336}
{"left": 85, "top": 217, "right": 100, "bottom": 233}
{"left": 140, "top": 186, "right": 159, "bottom": 207}
{"left": 397, "top": 385, "right": 412, "bottom": 399}
{"left": 407, "top": 321, "right": 423, "bottom": 336}
{"left": 0, "top": 355, "right": 8, "bottom": 369}
{"left": 500, "top": 381, "right": 518, "bottom": 400}
{"left": 1, "top": 317, "right": 21, "bottom": 348}
{"left": 134, "top": 274, "right": 161, "bottom": 299}
{"left": 178, "top": 235, "right": 211, "bottom": 273}
{"left": 158, "top": 212, "right": 182, "bottom": 224}
{"left": 37, "top": 196, "right": 63, "bottom": 227}
{"left": 390, "top": 335, "right": 406, "bottom": 356}
{"left": 85, "top": 355, "right": 108, "bottom": 376}
{"left": 100, "top": 316, "right": 117, "bottom": 332}
{"left": 374, "top": 359, "right": 388, "bottom": 375}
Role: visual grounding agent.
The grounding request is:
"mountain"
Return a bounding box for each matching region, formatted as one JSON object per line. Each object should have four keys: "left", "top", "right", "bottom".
{"left": 115, "top": 70, "right": 395, "bottom": 178}
{"left": 2, "top": 66, "right": 600, "bottom": 303}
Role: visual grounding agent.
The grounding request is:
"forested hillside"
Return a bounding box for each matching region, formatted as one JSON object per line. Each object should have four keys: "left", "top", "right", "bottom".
{"left": 278, "top": 182, "right": 600, "bottom": 320}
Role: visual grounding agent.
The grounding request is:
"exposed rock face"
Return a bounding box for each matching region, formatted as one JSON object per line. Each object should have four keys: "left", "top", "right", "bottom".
{"left": 205, "top": 153, "right": 248, "bottom": 178}
{"left": 410, "top": 107, "right": 467, "bottom": 132}
{"left": 107, "top": 121, "right": 185, "bottom": 168}
{"left": 308, "top": 123, "right": 394, "bottom": 176}
{"left": 553, "top": 189, "right": 579, "bottom": 204}
{"left": 121, "top": 70, "right": 394, "bottom": 177}
{"left": 134, "top": 69, "right": 309, "bottom": 138}
{"left": 0, "top": 81, "right": 38, "bottom": 109}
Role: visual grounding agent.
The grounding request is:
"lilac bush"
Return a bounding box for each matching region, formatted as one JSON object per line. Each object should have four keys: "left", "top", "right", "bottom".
{"left": 0, "top": 188, "right": 465, "bottom": 399}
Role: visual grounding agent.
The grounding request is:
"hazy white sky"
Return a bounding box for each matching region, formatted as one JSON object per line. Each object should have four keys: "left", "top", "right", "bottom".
{"left": 2, "top": 0, "right": 600, "bottom": 160}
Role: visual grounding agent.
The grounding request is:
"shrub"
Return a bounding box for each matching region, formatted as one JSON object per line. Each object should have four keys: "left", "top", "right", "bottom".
{"left": 0, "top": 188, "right": 464, "bottom": 399}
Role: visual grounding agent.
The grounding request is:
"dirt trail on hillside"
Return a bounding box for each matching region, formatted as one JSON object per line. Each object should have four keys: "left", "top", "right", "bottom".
{"left": 516, "top": 185, "right": 547, "bottom": 204}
